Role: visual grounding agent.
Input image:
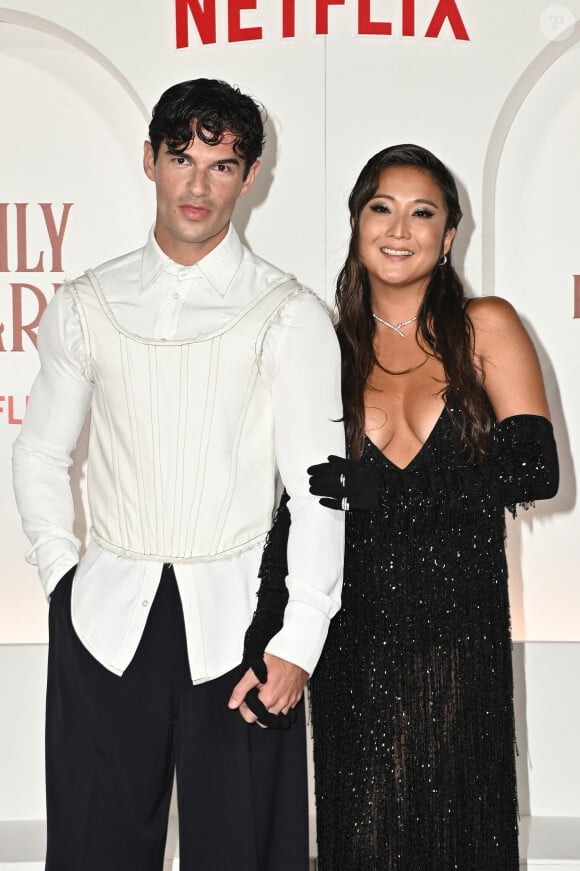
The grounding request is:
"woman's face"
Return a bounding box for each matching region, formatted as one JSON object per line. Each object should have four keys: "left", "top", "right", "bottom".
{"left": 357, "top": 164, "right": 456, "bottom": 299}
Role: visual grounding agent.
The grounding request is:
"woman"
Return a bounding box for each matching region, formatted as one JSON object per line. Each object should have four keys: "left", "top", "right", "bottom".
{"left": 244, "top": 144, "right": 558, "bottom": 869}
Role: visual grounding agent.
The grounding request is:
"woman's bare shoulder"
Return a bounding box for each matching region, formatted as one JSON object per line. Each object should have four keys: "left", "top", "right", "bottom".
{"left": 465, "top": 295, "right": 521, "bottom": 330}
{"left": 465, "top": 296, "right": 549, "bottom": 418}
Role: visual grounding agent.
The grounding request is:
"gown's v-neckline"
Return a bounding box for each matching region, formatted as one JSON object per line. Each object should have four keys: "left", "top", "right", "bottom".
{"left": 364, "top": 404, "right": 447, "bottom": 472}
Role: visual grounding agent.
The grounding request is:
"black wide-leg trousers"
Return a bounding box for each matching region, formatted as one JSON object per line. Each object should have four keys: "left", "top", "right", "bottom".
{"left": 45, "top": 564, "right": 309, "bottom": 871}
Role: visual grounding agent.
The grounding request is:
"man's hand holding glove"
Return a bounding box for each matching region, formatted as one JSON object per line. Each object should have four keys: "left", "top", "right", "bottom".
{"left": 239, "top": 491, "right": 299, "bottom": 729}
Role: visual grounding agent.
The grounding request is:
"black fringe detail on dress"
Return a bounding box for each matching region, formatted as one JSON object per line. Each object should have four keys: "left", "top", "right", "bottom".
{"left": 310, "top": 405, "right": 526, "bottom": 871}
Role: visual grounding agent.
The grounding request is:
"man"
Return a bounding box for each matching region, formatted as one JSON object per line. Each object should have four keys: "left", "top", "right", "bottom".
{"left": 12, "top": 79, "right": 344, "bottom": 871}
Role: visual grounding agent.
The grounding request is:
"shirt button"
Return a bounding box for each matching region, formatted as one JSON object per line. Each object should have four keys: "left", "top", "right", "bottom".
{"left": 178, "top": 268, "right": 188, "bottom": 279}
{"left": 142, "top": 600, "right": 149, "bottom": 608}
{"left": 173, "top": 292, "right": 180, "bottom": 300}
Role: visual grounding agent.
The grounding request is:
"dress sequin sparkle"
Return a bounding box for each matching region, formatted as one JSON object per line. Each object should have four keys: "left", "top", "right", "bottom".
{"left": 310, "top": 404, "right": 520, "bottom": 871}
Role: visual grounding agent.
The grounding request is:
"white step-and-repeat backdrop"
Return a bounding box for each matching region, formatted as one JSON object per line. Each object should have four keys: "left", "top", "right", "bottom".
{"left": 1, "top": 0, "right": 579, "bottom": 643}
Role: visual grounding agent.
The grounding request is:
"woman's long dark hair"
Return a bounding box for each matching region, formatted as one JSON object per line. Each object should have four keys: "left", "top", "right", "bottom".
{"left": 337, "top": 144, "right": 491, "bottom": 460}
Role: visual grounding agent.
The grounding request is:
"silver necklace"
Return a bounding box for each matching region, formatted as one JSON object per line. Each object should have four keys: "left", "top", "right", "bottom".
{"left": 372, "top": 312, "right": 418, "bottom": 338}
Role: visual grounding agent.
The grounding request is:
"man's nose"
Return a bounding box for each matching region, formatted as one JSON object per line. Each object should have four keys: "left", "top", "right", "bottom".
{"left": 187, "top": 168, "right": 210, "bottom": 197}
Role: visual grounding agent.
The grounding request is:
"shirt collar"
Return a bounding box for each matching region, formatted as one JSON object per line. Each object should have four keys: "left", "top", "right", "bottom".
{"left": 140, "top": 223, "right": 243, "bottom": 297}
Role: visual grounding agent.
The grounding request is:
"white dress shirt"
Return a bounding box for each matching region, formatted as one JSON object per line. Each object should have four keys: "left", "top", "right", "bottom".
{"left": 12, "top": 224, "right": 345, "bottom": 683}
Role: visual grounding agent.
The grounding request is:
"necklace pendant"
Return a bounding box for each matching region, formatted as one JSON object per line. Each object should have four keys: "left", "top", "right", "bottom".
{"left": 372, "top": 312, "right": 418, "bottom": 337}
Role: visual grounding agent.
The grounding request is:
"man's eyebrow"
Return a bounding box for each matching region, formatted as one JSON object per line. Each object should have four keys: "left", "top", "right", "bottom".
{"left": 163, "top": 148, "right": 241, "bottom": 168}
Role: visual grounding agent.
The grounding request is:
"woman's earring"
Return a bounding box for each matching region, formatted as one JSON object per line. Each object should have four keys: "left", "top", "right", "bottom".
{"left": 439, "top": 254, "right": 448, "bottom": 266}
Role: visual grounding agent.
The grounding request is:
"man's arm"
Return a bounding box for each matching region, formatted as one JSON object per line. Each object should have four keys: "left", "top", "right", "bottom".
{"left": 229, "top": 291, "right": 344, "bottom": 721}
{"left": 12, "top": 287, "right": 93, "bottom": 597}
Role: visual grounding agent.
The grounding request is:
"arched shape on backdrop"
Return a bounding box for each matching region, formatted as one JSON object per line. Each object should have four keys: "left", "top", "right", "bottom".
{"left": 481, "top": 19, "right": 580, "bottom": 292}
{"left": 482, "top": 20, "right": 580, "bottom": 643}
{"left": 0, "top": 7, "right": 149, "bottom": 121}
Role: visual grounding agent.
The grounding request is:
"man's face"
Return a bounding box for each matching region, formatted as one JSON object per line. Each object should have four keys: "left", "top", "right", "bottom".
{"left": 143, "top": 131, "right": 259, "bottom": 265}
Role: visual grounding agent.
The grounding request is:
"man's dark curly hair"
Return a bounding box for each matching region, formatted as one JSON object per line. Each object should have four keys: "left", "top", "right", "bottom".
{"left": 148, "top": 78, "right": 264, "bottom": 178}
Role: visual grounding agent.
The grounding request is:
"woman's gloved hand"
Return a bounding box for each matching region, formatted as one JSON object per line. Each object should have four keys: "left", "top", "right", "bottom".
{"left": 307, "top": 455, "right": 386, "bottom": 510}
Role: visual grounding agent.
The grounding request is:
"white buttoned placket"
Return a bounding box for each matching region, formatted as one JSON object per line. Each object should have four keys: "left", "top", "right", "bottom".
{"left": 152, "top": 265, "right": 203, "bottom": 339}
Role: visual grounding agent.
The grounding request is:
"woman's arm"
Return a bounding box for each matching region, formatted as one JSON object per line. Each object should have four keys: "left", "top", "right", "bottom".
{"left": 468, "top": 296, "right": 550, "bottom": 420}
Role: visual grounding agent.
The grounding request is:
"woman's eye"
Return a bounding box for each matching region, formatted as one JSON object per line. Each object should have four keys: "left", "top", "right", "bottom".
{"left": 414, "top": 209, "right": 435, "bottom": 218}
{"left": 370, "top": 204, "right": 390, "bottom": 213}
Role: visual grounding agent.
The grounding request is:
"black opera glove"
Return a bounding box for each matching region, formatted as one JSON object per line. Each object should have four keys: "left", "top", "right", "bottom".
{"left": 307, "top": 455, "right": 386, "bottom": 510}
{"left": 411, "top": 414, "right": 559, "bottom": 516}
{"left": 491, "top": 414, "right": 559, "bottom": 511}
{"left": 422, "top": 414, "right": 559, "bottom": 511}
{"left": 242, "top": 491, "right": 294, "bottom": 727}
{"left": 243, "top": 687, "right": 298, "bottom": 731}
{"left": 242, "top": 594, "right": 287, "bottom": 685}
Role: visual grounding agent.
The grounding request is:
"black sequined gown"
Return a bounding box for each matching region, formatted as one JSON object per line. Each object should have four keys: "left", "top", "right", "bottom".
{"left": 310, "top": 404, "right": 520, "bottom": 871}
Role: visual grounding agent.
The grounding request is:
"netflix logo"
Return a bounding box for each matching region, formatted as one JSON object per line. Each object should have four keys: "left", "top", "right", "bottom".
{"left": 175, "top": 0, "right": 470, "bottom": 47}
{"left": 0, "top": 394, "right": 29, "bottom": 425}
{"left": 0, "top": 203, "right": 72, "bottom": 353}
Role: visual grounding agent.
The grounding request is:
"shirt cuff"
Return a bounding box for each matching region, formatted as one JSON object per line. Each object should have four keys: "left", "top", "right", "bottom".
{"left": 29, "top": 539, "right": 80, "bottom": 598}
{"left": 265, "top": 599, "right": 331, "bottom": 676}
